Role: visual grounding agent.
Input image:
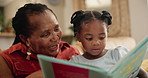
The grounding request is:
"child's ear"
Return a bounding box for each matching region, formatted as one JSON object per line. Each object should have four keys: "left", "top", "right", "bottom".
{"left": 107, "top": 26, "right": 109, "bottom": 33}
{"left": 75, "top": 32, "right": 81, "bottom": 42}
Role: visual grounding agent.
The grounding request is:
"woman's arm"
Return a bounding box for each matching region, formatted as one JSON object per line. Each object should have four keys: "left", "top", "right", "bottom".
{"left": 137, "top": 67, "right": 148, "bottom": 78}
{"left": 0, "top": 55, "right": 14, "bottom": 78}
{"left": 26, "top": 70, "right": 44, "bottom": 78}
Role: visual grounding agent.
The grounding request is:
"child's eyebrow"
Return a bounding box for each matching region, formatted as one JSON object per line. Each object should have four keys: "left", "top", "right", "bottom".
{"left": 84, "top": 33, "right": 105, "bottom": 36}
{"left": 84, "top": 33, "right": 92, "bottom": 36}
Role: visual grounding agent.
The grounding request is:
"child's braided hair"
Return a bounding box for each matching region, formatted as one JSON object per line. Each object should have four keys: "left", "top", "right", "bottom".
{"left": 70, "top": 10, "right": 112, "bottom": 36}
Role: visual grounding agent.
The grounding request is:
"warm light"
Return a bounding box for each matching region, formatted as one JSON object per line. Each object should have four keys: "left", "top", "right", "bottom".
{"left": 27, "top": 0, "right": 38, "bottom": 3}
{"left": 85, "top": 0, "right": 112, "bottom": 9}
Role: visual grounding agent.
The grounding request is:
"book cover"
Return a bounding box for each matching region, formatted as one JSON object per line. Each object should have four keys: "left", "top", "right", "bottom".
{"left": 38, "top": 36, "right": 148, "bottom": 78}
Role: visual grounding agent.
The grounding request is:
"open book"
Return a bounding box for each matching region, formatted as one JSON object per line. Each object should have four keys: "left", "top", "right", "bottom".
{"left": 38, "top": 36, "right": 148, "bottom": 78}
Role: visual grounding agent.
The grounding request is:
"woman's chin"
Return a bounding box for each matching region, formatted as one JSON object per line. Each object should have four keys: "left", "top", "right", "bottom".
{"left": 47, "top": 51, "right": 59, "bottom": 57}
{"left": 41, "top": 48, "right": 60, "bottom": 57}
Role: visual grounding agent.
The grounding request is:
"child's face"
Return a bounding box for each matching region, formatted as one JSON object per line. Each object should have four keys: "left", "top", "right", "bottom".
{"left": 77, "top": 19, "right": 107, "bottom": 56}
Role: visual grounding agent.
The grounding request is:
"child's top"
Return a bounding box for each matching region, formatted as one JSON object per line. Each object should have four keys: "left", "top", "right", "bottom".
{"left": 69, "top": 46, "right": 128, "bottom": 71}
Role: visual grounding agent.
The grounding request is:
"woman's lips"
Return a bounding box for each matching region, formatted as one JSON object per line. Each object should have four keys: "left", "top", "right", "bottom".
{"left": 49, "top": 45, "right": 58, "bottom": 51}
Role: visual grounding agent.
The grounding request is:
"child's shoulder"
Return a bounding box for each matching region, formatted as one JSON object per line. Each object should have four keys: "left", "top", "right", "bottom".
{"left": 108, "top": 46, "right": 129, "bottom": 61}
{"left": 109, "top": 46, "right": 129, "bottom": 53}
{"left": 115, "top": 46, "right": 128, "bottom": 51}
{"left": 69, "top": 55, "right": 82, "bottom": 62}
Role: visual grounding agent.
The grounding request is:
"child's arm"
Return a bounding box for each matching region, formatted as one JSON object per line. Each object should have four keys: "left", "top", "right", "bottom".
{"left": 137, "top": 67, "right": 148, "bottom": 78}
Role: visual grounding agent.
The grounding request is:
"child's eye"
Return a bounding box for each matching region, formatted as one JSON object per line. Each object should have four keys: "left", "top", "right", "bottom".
{"left": 86, "top": 38, "right": 93, "bottom": 41}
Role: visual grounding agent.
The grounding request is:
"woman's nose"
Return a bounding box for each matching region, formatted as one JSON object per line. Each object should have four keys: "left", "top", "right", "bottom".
{"left": 50, "top": 33, "right": 58, "bottom": 42}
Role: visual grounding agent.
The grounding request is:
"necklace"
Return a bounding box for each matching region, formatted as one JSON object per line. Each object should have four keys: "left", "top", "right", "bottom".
{"left": 26, "top": 49, "right": 32, "bottom": 60}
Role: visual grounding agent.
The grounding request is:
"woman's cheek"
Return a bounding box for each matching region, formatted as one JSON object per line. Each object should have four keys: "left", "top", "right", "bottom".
{"left": 58, "top": 31, "right": 63, "bottom": 39}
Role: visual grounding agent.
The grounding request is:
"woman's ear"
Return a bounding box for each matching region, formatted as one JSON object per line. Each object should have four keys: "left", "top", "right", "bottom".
{"left": 19, "top": 34, "right": 27, "bottom": 43}
{"left": 19, "top": 34, "right": 30, "bottom": 47}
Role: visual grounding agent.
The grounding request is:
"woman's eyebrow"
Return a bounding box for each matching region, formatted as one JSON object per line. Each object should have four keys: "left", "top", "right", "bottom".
{"left": 42, "top": 29, "right": 50, "bottom": 33}
{"left": 55, "top": 24, "right": 59, "bottom": 28}
{"left": 99, "top": 33, "right": 105, "bottom": 35}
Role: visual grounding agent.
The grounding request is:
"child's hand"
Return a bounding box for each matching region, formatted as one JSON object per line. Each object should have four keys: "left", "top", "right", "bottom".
{"left": 137, "top": 67, "right": 148, "bottom": 78}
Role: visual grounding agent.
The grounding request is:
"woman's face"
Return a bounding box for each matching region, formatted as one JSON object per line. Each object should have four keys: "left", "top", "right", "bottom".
{"left": 77, "top": 19, "right": 107, "bottom": 56}
{"left": 26, "top": 10, "right": 62, "bottom": 57}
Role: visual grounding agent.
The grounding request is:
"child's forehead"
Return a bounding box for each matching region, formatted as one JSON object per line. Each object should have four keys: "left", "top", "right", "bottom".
{"left": 82, "top": 20, "right": 105, "bottom": 28}
{"left": 81, "top": 22, "right": 107, "bottom": 33}
{"left": 80, "top": 19, "right": 106, "bottom": 31}
{"left": 82, "top": 18, "right": 104, "bottom": 25}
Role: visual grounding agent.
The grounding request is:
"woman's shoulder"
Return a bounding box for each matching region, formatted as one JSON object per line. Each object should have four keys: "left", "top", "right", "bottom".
{"left": 60, "top": 41, "right": 71, "bottom": 47}
{"left": 60, "top": 41, "right": 80, "bottom": 53}
{"left": 58, "top": 41, "right": 80, "bottom": 60}
{"left": 0, "top": 43, "right": 25, "bottom": 55}
{"left": 60, "top": 41, "right": 75, "bottom": 50}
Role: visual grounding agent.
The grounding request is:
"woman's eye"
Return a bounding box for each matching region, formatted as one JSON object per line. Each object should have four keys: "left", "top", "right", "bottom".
{"left": 40, "top": 33, "right": 50, "bottom": 38}
{"left": 55, "top": 28, "right": 60, "bottom": 32}
{"left": 86, "top": 38, "right": 92, "bottom": 41}
{"left": 99, "top": 37, "right": 105, "bottom": 40}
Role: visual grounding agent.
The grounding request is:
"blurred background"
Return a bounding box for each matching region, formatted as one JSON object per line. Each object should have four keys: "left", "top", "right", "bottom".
{"left": 0, "top": 0, "right": 147, "bottom": 51}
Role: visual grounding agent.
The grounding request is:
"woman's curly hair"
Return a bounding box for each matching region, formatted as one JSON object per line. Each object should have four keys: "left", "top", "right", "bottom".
{"left": 12, "top": 3, "right": 56, "bottom": 45}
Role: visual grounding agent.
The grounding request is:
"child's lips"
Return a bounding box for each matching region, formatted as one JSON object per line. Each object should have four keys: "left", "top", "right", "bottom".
{"left": 92, "top": 49, "right": 100, "bottom": 52}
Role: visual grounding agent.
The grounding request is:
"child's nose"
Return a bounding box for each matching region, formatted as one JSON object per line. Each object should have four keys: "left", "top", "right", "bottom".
{"left": 92, "top": 40, "right": 101, "bottom": 46}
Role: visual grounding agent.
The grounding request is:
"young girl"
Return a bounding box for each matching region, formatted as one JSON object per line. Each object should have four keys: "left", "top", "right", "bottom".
{"left": 69, "top": 10, "right": 148, "bottom": 78}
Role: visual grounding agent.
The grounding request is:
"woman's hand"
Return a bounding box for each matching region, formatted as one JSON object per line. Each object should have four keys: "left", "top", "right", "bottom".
{"left": 26, "top": 70, "right": 44, "bottom": 78}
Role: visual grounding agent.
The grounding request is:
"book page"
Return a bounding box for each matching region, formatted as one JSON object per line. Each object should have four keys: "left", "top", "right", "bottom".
{"left": 110, "top": 36, "right": 148, "bottom": 78}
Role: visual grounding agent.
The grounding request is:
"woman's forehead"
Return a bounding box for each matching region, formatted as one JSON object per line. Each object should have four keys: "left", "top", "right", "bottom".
{"left": 26, "top": 11, "right": 58, "bottom": 32}
{"left": 28, "top": 10, "right": 57, "bottom": 25}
